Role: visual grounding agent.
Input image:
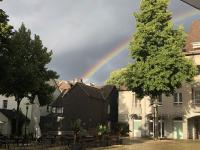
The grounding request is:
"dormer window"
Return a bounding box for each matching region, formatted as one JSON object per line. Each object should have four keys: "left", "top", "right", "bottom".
{"left": 51, "top": 107, "right": 64, "bottom": 114}
{"left": 192, "top": 42, "right": 200, "bottom": 49}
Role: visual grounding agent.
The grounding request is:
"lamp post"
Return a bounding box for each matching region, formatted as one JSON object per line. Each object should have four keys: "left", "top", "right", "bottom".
{"left": 25, "top": 103, "right": 29, "bottom": 138}
{"left": 153, "top": 102, "right": 158, "bottom": 140}
{"left": 152, "top": 98, "right": 162, "bottom": 140}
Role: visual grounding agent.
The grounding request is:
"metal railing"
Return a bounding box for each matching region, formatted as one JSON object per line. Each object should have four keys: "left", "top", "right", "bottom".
{"left": 192, "top": 99, "right": 200, "bottom": 105}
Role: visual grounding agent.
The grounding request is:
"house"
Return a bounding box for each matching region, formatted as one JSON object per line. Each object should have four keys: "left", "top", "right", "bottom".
{"left": 0, "top": 95, "right": 33, "bottom": 136}
{"left": 0, "top": 109, "right": 28, "bottom": 135}
{"left": 0, "top": 79, "right": 60, "bottom": 136}
{"left": 181, "top": 0, "right": 200, "bottom": 10}
{"left": 40, "top": 82, "right": 118, "bottom": 135}
{"left": 118, "top": 21, "right": 200, "bottom": 139}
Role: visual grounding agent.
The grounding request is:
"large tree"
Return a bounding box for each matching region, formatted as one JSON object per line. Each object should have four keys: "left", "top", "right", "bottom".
{"left": 107, "top": 0, "right": 197, "bottom": 139}
{"left": 6, "top": 23, "right": 58, "bottom": 108}
{"left": 0, "top": 23, "right": 58, "bottom": 135}
{"left": 0, "top": 2, "right": 13, "bottom": 86}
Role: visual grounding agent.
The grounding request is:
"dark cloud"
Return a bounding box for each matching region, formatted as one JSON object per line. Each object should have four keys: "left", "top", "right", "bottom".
{"left": 1, "top": 0, "right": 200, "bottom": 85}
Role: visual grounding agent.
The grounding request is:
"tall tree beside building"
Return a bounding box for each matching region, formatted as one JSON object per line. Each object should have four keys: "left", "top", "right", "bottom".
{"left": 0, "top": 23, "right": 58, "bottom": 135}
{"left": 107, "top": 0, "right": 197, "bottom": 139}
{"left": 127, "top": 0, "right": 196, "bottom": 98}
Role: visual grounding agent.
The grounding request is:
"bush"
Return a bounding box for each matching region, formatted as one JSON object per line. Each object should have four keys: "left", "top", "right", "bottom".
{"left": 97, "top": 124, "right": 109, "bottom": 136}
{"left": 115, "top": 122, "right": 129, "bottom": 136}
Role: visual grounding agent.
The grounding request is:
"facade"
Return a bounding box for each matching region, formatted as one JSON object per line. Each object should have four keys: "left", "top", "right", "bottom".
{"left": 0, "top": 95, "right": 33, "bottom": 136}
{"left": 0, "top": 79, "right": 60, "bottom": 136}
{"left": 118, "top": 21, "right": 200, "bottom": 139}
{"left": 40, "top": 82, "right": 118, "bottom": 135}
{"left": 181, "top": 0, "right": 200, "bottom": 10}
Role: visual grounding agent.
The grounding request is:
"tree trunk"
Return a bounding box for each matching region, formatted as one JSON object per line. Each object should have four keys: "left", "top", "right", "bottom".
{"left": 15, "top": 98, "right": 21, "bottom": 136}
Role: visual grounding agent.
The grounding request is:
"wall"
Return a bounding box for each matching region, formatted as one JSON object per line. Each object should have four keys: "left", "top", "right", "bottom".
{"left": 0, "top": 113, "right": 10, "bottom": 135}
{"left": 62, "top": 85, "right": 106, "bottom": 130}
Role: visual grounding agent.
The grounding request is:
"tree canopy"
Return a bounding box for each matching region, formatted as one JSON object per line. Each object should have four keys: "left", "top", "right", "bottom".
{"left": 0, "top": 5, "right": 13, "bottom": 86}
{"left": 107, "top": 0, "right": 197, "bottom": 99}
{"left": 106, "top": 68, "right": 127, "bottom": 88}
{"left": 0, "top": 23, "right": 58, "bottom": 107}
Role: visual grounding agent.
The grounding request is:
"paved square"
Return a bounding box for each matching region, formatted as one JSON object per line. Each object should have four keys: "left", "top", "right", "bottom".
{"left": 89, "top": 140, "right": 200, "bottom": 150}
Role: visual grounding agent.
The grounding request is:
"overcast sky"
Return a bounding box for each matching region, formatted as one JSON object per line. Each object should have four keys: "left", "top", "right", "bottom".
{"left": 1, "top": 0, "right": 200, "bottom": 85}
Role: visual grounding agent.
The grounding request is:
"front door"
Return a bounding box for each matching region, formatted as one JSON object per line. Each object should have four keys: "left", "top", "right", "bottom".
{"left": 173, "top": 121, "right": 183, "bottom": 139}
{"left": 194, "top": 119, "right": 200, "bottom": 139}
{"left": 134, "top": 119, "right": 142, "bottom": 137}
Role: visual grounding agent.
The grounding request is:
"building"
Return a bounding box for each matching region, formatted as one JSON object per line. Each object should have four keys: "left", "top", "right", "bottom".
{"left": 118, "top": 21, "right": 200, "bottom": 139}
{"left": 40, "top": 82, "right": 118, "bottom": 135}
{"left": 181, "top": 0, "right": 200, "bottom": 10}
{"left": 0, "top": 79, "right": 60, "bottom": 136}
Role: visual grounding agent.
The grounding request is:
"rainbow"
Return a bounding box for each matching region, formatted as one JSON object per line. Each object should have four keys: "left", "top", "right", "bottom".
{"left": 82, "top": 9, "right": 199, "bottom": 80}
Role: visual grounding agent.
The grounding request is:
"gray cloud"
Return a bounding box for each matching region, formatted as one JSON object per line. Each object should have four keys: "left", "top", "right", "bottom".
{"left": 1, "top": 0, "right": 200, "bottom": 85}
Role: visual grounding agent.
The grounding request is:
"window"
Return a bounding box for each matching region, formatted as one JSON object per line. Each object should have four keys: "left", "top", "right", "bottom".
{"left": 56, "top": 107, "right": 64, "bottom": 114}
{"left": 197, "top": 65, "right": 200, "bottom": 75}
{"left": 192, "top": 42, "right": 200, "bottom": 49}
{"left": 52, "top": 107, "right": 64, "bottom": 114}
{"left": 193, "top": 90, "right": 200, "bottom": 104}
{"left": 174, "top": 93, "right": 183, "bottom": 105}
{"left": 2, "top": 100, "right": 8, "bottom": 109}
{"left": 107, "top": 105, "right": 110, "bottom": 114}
{"left": 52, "top": 107, "right": 56, "bottom": 113}
{"left": 158, "top": 95, "right": 162, "bottom": 105}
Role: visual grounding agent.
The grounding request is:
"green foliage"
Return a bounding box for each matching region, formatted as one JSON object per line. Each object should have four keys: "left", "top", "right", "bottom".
{"left": 107, "top": 0, "right": 197, "bottom": 99}
{"left": 70, "top": 119, "right": 82, "bottom": 134}
{"left": 97, "top": 124, "right": 109, "bottom": 136}
{"left": 106, "top": 67, "right": 127, "bottom": 88}
{"left": 0, "top": 6, "right": 13, "bottom": 86}
{"left": 115, "top": 122, "right": 129, "bottom": 136}
{"left": 0, "top": 23, "right": 58, "bottom": 106}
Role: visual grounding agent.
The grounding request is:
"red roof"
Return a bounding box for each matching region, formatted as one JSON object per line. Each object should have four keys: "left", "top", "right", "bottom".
{"left": 184, "top": 21, "right": 200, "bottom": 55}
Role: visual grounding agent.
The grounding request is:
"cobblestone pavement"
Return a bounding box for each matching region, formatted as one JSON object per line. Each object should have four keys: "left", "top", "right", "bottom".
{"left": 88, "top": 139, "right": 200, "bottom": 150}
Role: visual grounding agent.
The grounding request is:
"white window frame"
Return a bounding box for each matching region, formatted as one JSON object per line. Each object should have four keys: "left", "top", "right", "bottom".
{"left": 192, "top": 42, "right": 200, "bottom": 49}
{"left": 52, "top": 107, "right": 56, "bottom": 113}
{"left": 174, "top": 93, "right": 183, "bottom": 105}
{"left": 56, "top": 107, "right": 64, "bottom": 114}
{"left": 193, "top": 90, "right": 200, "bottom": 104}
{"left": 2, "top": 100, "right": 8, "bottom": 109}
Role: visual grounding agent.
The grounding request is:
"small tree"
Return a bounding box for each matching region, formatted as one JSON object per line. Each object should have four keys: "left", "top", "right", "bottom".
{"left": 106, "top": 68, "right": 127, "bottom": 88}
{"left": 0, "top": 24, "right": 58, "bottom": 135}
{"left": 107, "top": 0, "right": 197, "bottom": 139}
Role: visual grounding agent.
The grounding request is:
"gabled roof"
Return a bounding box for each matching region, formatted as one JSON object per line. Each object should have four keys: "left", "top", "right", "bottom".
{"left": 181, "top": 0, "right": 200, "bottom": 10}
{"left": 77, "top": 82, "right": 103, "bottom": 100}
{"left": 100, "top": 85, "right": 116, "bottom": 99}
{"left": 51, "top": 82, "right": 116, "bottom": 107}
{"left": 0, "top": 109, "right": 29, "bottom": 122}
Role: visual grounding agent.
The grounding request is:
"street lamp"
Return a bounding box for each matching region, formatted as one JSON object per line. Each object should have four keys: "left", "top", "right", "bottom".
{"left": 152, "top": 99, "right": 163, "bottom": 140}
{"left": 24, "top": 103, "right": 29, "bottom": 138}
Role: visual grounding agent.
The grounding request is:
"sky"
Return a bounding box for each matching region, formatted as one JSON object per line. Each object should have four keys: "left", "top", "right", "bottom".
{"left": 1, "top": 0, "right": 200, "bottom": 85}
